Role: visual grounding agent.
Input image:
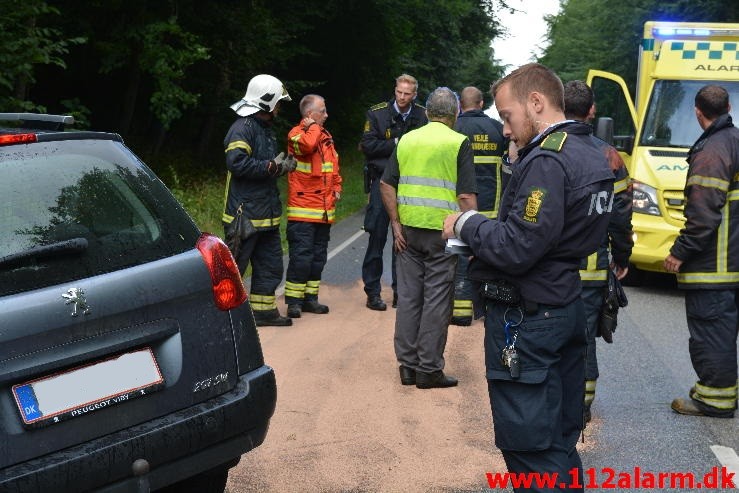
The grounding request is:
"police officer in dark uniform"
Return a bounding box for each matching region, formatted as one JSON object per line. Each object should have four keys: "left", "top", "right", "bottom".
{"left": 564, "top": 80, "right": 633, "bottom": 423}
{"left": 224, "top": 74, "right": 296, "bottom": 327}
{"left": 451, "top": 86, "right": 507, "bottom": 326}
{"left": 666, "top": 84, "right": 739, "bottom": 418}
{"left": 360, "top": 74, "right": 428, "bottom": 311}
{"left": 444, "top": 64, "right": 614, "bottom": 492}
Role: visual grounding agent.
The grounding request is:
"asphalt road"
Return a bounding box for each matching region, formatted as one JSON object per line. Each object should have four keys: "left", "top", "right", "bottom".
{"left": 227, "top": 210, "right": 739, "bottom": 493}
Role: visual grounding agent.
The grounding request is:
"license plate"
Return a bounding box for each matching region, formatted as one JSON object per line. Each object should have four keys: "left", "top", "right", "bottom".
{"left": 12, "top": 347, "right": 164, "bottom": 428}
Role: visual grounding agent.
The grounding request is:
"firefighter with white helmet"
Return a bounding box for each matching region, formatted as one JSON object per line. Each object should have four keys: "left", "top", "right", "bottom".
{"left": 230, "top": 74, "right": 293, "bottom": 116}
{"left": 223, "top": 74, "right": 296, "bottom": 326}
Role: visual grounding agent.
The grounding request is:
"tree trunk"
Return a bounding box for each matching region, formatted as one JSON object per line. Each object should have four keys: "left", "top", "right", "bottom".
{"left": 118, "top": 48, "right": 141, "bottom": 137}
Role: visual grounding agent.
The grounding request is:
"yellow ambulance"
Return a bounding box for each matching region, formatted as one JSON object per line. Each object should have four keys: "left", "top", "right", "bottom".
{"left": 587, "top": 21, "right": 739, "bottom": 283}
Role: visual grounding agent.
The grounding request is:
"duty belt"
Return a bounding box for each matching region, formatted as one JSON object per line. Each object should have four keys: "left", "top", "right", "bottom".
{"left": 480, "top": 280, "right": 539, "bottom": 314}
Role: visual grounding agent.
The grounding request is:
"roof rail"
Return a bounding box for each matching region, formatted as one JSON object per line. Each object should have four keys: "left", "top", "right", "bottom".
{"left": 0, "top": 113, "right": 74, "bottom": 131}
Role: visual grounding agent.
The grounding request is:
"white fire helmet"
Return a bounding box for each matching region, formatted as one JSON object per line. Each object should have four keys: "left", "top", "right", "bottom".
{"left": 230, "top": 74, "right": 291, "bottom": 116}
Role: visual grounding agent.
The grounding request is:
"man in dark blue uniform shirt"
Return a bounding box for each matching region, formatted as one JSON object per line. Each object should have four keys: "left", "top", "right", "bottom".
{"left": 443, "top": 64, "right": 614, "bottom": 492}
{"left": 360, "top": 74, "right": 428, "bottom": 311}
{"left": 451, "top": 86, "right": 507, "bottom": 326}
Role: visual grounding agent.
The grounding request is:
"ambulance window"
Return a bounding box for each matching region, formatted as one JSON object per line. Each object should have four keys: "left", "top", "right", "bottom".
{"left": 642, "top": 80, "right": 739, "bottom": 148}
{"left": 590, "top": 77, "right": 636, "bottom": 152}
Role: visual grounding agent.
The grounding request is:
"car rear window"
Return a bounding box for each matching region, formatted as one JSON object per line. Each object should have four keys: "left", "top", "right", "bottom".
{"left": 0, "top": 138, "right": 201, "bottom": 297}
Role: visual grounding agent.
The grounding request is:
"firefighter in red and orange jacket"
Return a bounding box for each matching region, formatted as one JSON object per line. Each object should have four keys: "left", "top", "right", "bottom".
{"left": 284, "top": 94, "right": 342, "bottom": 319}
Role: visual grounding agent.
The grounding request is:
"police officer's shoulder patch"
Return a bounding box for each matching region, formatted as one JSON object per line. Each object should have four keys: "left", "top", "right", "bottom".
{"left": 370, "top": 102, "right": 388, "bottom": 111}
{"left": 540, "top": 132, "right": 567, "bottom": 152}
{"left": 523, "top": 187, "right": 547, "bottom": 223}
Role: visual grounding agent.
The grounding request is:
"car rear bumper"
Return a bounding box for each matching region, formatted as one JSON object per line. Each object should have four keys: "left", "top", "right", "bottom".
{"left": 0, "top": 366, "right": 276, "bottom": 492}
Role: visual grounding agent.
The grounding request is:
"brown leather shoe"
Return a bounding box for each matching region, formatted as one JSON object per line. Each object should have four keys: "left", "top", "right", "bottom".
{"left": 671, "top": 398, "right": 735, "bottom": 418}
{"left": 399, "top": 366, "right": 416, "bottom": 385}
{"left": 671, "top": 398, "right": 707, "bottom": 416}
{"left": 416, "top": 370, "right": 458, "bottom": 389}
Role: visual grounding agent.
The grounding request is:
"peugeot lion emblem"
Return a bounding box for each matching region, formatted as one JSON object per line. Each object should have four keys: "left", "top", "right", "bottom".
{"left": 62, "top": 287, "right": 91, "bottom": 317}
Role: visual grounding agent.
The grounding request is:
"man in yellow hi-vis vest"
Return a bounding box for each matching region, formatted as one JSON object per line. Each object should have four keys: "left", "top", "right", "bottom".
{"left": 380, "top": 87, "right": 477, "bottom": 389}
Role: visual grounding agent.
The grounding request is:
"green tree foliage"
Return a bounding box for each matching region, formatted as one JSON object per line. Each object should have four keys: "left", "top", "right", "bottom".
{"left": 50, "top": 0, "right": 208, "bottom": 141}
{"left": 540, "top": 0, "right": 739, "bottom": 91}
{"left": 0, "top": 0, "right": 84, "bottom": 111}
{"left": 375, "top": 0, "right": 503, "bottom": 97}
{"left": 1, "top": 0, "right": 504, "bottom": 168}
{"left": 138, "top": 19, "right": 210, "bottom": 131}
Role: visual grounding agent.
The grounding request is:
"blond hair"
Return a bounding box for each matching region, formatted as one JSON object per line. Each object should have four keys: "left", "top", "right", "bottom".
{"left": 396, "top": 73, "right": 419, "bottom": 92}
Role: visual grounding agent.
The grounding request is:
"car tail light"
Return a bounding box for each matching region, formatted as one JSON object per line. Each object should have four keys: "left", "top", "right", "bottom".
{"left": 196, "top": 233, "right": 247, "bottom": 310}
{"left": 0, "top": 133, "right": 37, "bottom": 146}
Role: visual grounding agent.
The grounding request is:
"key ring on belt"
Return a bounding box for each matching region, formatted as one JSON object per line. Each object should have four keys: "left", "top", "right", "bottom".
{"left": 503, "top": 306, "right": 523, "bottom": 347}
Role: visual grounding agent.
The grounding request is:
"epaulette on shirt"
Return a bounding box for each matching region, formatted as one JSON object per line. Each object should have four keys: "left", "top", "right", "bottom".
{"left": 540, "top": 132, "right": 567, "bottom": 152}
{"left": 413, "top": 102, "right": 425, "bottom": 109}
{"left": 370, "top": 102, "right": 388, "bottom": 111}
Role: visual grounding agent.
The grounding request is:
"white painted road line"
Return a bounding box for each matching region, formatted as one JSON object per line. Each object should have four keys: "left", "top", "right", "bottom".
{"left": 275, "top": 228, "right": 365, "bottom": 296}
{"left": 327, "top": 229, "right": 365, "bottom": 261}
{"left": 710, "top": 445, "right": 739, "bottom": 489}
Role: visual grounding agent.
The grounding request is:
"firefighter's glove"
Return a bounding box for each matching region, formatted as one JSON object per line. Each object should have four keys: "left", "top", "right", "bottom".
{"left": 268, "top": 152, "right": 297, "bottom": 176}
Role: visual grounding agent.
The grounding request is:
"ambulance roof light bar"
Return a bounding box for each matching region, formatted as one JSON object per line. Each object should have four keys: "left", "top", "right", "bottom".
{"left": 653, "top": 27, "right": 739, "bottom": 38}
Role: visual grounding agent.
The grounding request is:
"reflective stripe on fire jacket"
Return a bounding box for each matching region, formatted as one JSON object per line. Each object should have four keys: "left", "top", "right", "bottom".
{"left": 286, "top": 123, "right": 341, "bottom": 224}
{"left": 673, "top": 114, "right": 739, "bottom": 287}
{"left": 222, "top": 116, "right": 283, "bottom": 230}
{"left": 454, "top": 109, "right": 506, "bottom": 219}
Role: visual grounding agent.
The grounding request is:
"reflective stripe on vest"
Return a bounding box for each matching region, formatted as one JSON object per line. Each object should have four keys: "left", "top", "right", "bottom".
{"left": 396, "top": 122, "right": 464, "bottom": 229}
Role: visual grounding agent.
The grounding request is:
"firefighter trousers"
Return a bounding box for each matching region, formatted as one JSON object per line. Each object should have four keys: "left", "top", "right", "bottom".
{"left": 453, "top": 254, "right": 474, "bottom": 320}
{"left": 581, "top": 286, "right": 602, "bottom": 409}
{"left": 229, "top": 227, "right": 283, "bottom": 313}
{"left": 285, "top": 221, "right": 330, "bottom": 305}
{"left": 685, "top": 289, "right": 739, "bottom": 414}
{"left": 581, "top": 287, "right": 602, "bottom": 382}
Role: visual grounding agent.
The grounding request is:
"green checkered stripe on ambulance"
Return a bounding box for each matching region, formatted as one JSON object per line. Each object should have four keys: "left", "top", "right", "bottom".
{"left": 669, "top": 41, "right": 739, "bottom": 60}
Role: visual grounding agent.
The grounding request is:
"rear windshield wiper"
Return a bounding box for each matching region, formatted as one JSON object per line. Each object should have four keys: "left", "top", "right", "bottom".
{"left": 0, "top": 238, "right": 88, "bottom": 269}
